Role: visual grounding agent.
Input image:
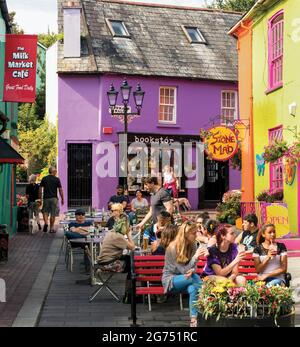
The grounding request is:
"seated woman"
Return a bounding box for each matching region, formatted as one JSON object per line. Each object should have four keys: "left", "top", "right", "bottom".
{"left": 202, "top": 224, "right": 247, "bottom": 286}
{"left": 151, "top": 224, "right": 178, "bottom": 255}
{"left": 162, "top": 221, "right": 207, "bottom": 327}
{"left": 163, "top": 165, "right": 178, "bottom": 199}
{"left": 97, "top": 214, "right": 135, "bottom": 303}
{"left": 128, "top": 189, "right": 149, "bottom": 225}
{"left": 253, "top": 223, "right": 288, "bottom": 287}
{"left": 106, "top": 203, "right": 124, "bottom": 230}
{"left": 196, "top": 219, "right": 219, "bottom": 248}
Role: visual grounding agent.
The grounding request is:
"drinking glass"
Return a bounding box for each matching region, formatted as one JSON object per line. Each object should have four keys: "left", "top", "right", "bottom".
{"left": 143, "top": 236, "right": 149, "bottom": 250}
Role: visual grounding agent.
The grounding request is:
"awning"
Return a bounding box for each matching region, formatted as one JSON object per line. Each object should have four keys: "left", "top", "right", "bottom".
{"left": 0, "top": 138, "right": 24, "bottom": 164}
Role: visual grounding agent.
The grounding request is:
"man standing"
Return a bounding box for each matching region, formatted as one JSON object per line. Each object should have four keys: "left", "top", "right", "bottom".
{"left": 39, "top": 166, "right": 64, "bottom": 233}
{"left": 137, "top": 177, "right": 173, "bottom": 230}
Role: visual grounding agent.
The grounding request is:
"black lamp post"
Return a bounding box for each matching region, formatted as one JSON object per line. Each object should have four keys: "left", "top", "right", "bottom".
{"left": 107, "top": 79, "right": 145, "bottom": 186}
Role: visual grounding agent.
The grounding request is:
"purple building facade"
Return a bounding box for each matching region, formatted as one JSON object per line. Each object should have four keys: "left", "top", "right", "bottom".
{"left": 56, "top": 0, "right": 241, "bottom": 211}
{"left": 58, "top": 74, "right": 240, "bottom": 210}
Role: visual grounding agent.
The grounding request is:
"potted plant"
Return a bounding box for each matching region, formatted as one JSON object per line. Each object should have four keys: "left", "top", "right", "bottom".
{"left": 263, "top": 140, "right": 289, "bottom": 163}
{"left": 216, "top": 190, "right": 241, "bottom": 225}
{"left": 196, "top": 277, "right": 295, "bottom": 327}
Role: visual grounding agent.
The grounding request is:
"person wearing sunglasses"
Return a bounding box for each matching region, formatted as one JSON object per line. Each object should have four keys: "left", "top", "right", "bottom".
{"left": 106, "top": 203, "right": 124, "bottom": 230}
{"left": 162, "top": 221, "right": 208, "bottom": 327}
{"left": 65, "top": 208, "right": 93, "bottom": 272}
{"left": 66, "top": 208, "right": 93, "bottom": 238}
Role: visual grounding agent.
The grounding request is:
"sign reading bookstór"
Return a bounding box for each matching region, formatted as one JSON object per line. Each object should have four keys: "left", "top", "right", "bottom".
{"left": 204, "top": 126, "right": 238, "bottom": 161}
{"left": 3, "top": 34, "right": 38, "bottom": 103}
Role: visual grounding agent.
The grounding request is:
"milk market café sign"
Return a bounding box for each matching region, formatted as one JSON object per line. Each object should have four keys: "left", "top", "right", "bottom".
{"left": 3, "top": 34, "right": 38, "bottom": 103}
{"left": 204, "top": 126, "right": 239, "bottom": 161}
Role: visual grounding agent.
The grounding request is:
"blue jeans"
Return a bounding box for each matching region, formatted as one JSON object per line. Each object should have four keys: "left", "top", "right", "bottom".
{"left": 265, "top": 277, "right": 285, "bottom": 287}
{"left": 170, "top": 274, "right": 202, "bottom": 318}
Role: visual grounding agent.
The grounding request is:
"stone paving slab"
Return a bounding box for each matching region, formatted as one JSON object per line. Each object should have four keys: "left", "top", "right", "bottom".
{"left": 0, "top": 230, "right": 58, "bottom": 327}
{"left": 38, "top": 236, "right": 300, "bottom": 327}
{"left": 38, "top": 242, "right": 190, "bottom": 327}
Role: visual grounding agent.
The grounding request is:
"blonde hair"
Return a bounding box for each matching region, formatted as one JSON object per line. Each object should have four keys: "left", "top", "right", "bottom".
{"left": 28, "top": 174, "right": 37, "bottom": 184}
{"left": 170, "top": 221, "right": 197, "bottom": 264}
{"left": 111, "top": 203, "right": 124, "bottom": 213}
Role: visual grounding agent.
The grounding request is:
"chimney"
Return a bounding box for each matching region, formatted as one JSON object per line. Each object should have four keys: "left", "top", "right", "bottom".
{"left": 63, "top": 1, "right": 81, "bottom": 58}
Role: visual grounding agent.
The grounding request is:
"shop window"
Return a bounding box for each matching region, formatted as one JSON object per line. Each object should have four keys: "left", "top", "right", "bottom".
{"left": 221, "top": 90, "right": 238, "bottom": 125}
{"left": 268, "top": 11, "right": 284, "bottom": 91}
{"left": 159, "top": 87, "right": 177, "bottom": 124}
{"left": 269, "top": 126, "right": 283, "bottom": 192}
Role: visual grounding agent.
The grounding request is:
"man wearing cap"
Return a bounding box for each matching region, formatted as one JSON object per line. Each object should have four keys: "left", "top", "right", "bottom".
{"left": 65, "top": 209, "right": 93, "bottom": 239}
{"left": 65, "top": 209, "right": 93, "bottom": 272}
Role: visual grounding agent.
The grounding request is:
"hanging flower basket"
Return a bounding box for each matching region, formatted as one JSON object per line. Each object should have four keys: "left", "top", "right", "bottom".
{"left": 263, "top": 140, "right": 289, "bottom": 163}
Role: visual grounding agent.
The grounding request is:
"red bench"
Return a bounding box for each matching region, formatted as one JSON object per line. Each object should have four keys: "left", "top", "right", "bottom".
{"left": 130, "top": 253, "right": 258, "bottom": 325}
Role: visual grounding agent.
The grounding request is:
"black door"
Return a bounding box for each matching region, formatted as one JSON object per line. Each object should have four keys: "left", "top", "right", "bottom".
{"left": 201, "top": 158, "right": 229, "bottom": 208}
{"left": 68, "top": 144, "right": 92, "bottom": 208}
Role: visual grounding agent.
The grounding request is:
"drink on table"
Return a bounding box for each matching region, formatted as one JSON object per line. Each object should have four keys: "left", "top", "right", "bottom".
{"left": 143, "top": 236, "right": 149, "bottom": 250}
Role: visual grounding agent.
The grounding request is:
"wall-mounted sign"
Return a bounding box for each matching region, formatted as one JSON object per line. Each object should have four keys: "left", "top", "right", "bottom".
{"left": 204, "top": 126, "right": 238, "bottom": 161}
{"left": 285, "top": 158, "right": 296, "bottom": 185}
{"left": 3, "top": 34, "right": 38, "bottom": 103}
{"left": 265, "top": 203, "right": 291, "bottom": 238}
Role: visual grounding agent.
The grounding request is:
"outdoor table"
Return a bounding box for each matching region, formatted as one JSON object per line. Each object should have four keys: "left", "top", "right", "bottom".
{"left": 70, "top": 233, "right": 107, "bottom": 286}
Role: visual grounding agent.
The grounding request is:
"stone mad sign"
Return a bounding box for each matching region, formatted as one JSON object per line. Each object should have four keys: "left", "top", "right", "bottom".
{"left": 3, "top": 34, "right": 38, "bottom": 103}
{"left": 204, "top": 126, "right": 238, "bottom": 161}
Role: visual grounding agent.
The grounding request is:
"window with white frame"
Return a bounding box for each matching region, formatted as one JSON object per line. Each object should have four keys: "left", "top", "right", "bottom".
{"left": 106, "top": 19, "right": 130, "bottom": 37}
{"left": 159, "top": 87, "right": 177, "bottom": 123}
{"left": 182, "top": 26, "right": 206, "bottom": 44}
{"left": 221, "top": 91, "right": 238, "bottom": 124}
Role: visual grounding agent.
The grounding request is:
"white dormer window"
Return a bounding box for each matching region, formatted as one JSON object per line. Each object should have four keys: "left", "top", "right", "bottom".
{"left": 106, "top": 19, "right": 130, "bottom": 37}
{"left": 182, "top": 26, "right": 206, "bottom": 44}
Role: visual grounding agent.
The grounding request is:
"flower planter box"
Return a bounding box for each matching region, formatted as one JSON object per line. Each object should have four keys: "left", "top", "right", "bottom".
{"left": 198, "top": 309, "right": 295, "bottom": 327}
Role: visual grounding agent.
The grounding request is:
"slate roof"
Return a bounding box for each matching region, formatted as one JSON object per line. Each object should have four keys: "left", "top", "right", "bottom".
{"left": 58, "top": 0, "right": 241, "bottom": 81}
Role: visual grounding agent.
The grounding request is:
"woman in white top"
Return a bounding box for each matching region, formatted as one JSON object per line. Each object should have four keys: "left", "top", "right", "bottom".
{"left": 163, "top": 165, "right": 178, "bottom": 198}
{"left": 253, "top": 223, "right": 288, "bottom": 287}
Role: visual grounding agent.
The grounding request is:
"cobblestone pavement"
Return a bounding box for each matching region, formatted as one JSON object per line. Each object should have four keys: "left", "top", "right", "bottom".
{"left": 0, "top": 230, "right": 57, "bottom": 327}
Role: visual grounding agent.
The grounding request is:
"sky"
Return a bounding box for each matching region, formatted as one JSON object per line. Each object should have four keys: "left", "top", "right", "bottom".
{"left": 7, "top": 0, "right": 210, "bottom": 34}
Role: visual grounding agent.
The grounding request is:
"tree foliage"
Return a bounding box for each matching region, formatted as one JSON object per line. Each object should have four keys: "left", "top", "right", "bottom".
{"left": 8, "top": 12, "right": 24, "bottom": 34}
{"left": 18, "top": 119, "right": 57, "bottom": 176}
{"left": 207, "top": 0, "right": 256, "bottom": 12}
{"left": 38, "top": 32, "right": 63, "bottom": 48}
